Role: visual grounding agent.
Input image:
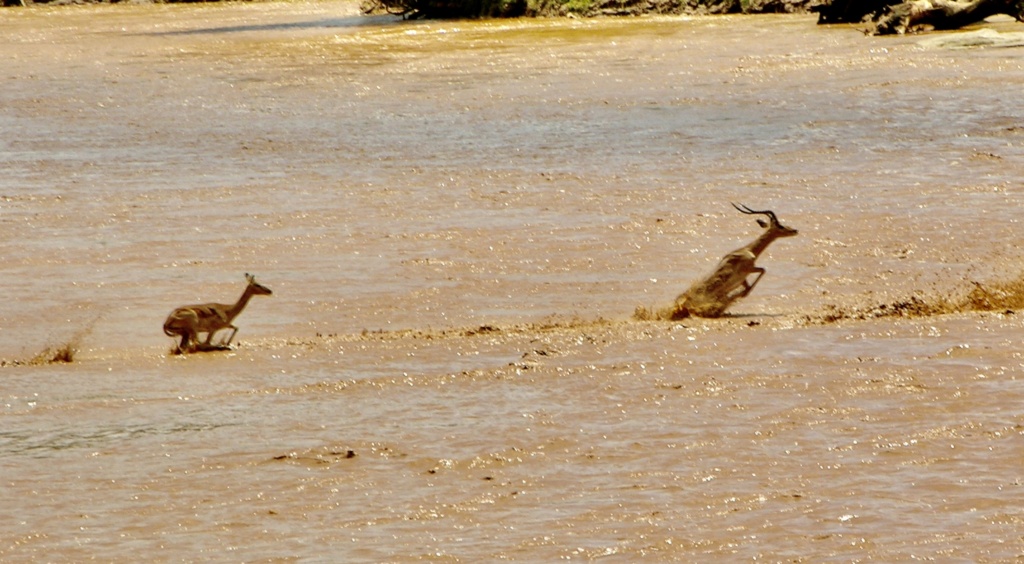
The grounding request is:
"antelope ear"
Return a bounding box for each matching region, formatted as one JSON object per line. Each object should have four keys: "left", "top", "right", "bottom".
{"left": 757, "top": 219, "right": 768, "bottom": 228}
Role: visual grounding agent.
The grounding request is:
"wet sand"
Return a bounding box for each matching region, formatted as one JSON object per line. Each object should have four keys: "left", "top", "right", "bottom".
{"left": 2, "top": 2, "right": 1024, "bottom": 560}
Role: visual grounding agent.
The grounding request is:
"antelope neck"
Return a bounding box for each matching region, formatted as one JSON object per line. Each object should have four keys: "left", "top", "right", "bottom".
{"left": 226, "top": 286, "right": 257, "bottom": 321}
{"left": 746, "top": 228, "right": 784, "bottom": 258}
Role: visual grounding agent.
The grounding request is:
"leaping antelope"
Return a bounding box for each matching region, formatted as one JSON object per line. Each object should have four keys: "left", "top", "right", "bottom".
{"left": 163, "top": 273, "right": 273, "bottom": 354}
{"left": 672, "top": 204, "right": 798, "bottom": 319}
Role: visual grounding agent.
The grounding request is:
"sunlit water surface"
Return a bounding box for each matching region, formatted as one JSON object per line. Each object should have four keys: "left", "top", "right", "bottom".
{"left": 2, "top": 2, "right": 1024, "bottom": 560}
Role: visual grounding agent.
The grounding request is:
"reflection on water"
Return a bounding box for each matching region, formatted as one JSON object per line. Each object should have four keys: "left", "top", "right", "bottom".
{"left": 148, "top": 13, "right": 397, "bottom": 36}
{"left": 0, "top": 419, "right": 235, "bottom": 456}
{"left": 1, "top": 1, "right": 1024, "bottom": 560}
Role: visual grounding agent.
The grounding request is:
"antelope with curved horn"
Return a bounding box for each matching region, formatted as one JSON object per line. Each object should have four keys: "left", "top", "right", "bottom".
{"left": 163, "top": 273, "right": 273, "bottom": 354}
{"left": 672, "top": 204, "right": 798, "bottom": 319}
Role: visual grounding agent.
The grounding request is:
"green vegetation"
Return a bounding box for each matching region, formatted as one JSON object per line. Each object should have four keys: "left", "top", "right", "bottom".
{"left": 558, "top": 0, "right": 595, "bottom": 13}
{"left": 363, "top": 0, "right": 530, "bottom": 18}
{"left": 361, "top": 0, "right": 801, "bottom": 18}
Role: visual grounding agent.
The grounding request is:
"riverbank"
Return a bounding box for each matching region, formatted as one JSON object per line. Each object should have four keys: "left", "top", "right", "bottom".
{"left": 3, "top": 0, "right": 819, "bottom": 17}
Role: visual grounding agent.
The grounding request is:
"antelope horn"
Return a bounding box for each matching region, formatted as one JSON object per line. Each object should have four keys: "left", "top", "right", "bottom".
{"left": 731, "top": 203, "right": 779, "bottom": 223}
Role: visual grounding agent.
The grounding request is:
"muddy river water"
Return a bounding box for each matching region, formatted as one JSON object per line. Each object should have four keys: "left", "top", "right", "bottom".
{"left": 2, "top": 1, "right": 1024, "bottom": 560}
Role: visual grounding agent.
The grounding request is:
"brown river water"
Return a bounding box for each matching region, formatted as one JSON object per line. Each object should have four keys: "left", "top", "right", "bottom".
{"left": 2, "top": 1, "right": 1024, "bottom": 560}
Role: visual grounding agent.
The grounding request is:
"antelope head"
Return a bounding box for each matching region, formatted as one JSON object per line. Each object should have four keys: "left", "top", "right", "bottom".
{"left": 732, "top": 203, "right": 799, "bottom": 239}
{"left": 245, "top": 273, "right": 274, "bottom": 296}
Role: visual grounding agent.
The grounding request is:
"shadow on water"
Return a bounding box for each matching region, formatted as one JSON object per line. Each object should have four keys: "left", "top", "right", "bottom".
{"left": 144, "top": 14, "right": 401, "bottom": 36}
{"left": 0, "top": 420, "right": 241, "bottom": 458}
